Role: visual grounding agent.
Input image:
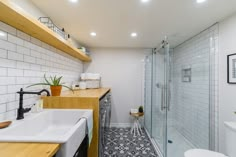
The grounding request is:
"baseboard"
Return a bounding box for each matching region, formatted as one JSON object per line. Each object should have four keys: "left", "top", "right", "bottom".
{"left": 110, "top": 123, "right": 132, "bottom": 128}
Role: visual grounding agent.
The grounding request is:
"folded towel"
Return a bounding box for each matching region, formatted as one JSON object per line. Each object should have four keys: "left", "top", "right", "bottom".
{"left": 81, "top": 73, "right": 101, "bottom": 80}
{"left": 80, "top": 111, "right": 93, "bottom": 147}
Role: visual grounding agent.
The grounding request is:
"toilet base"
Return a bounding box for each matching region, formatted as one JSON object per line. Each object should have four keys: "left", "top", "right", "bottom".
{"left": 184, "top": 149, "right": 227, "bottom": 157}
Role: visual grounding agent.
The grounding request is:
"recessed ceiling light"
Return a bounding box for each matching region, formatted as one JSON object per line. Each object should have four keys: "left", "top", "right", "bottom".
{"left": 90, "top": 32, "right": 97, "bottom": 37}
{"left": 131, "top": 33, "right": 137, "bottom": 37}
{"left": 69, "top": 0, "right": 78, "bottom": 3}
{"left": 0, "top": 31, "right": 6, "bottom": 37}
{"left": 196, "top": 0, "right": 206, "bottom": 3}
{"left": 141, "top": 0, "right": 150, "bottom": 3}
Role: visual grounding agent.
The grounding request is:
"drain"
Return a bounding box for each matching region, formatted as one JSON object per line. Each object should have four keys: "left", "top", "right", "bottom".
{"left": 168, "top": 140, "right": 173, "bottom": 144}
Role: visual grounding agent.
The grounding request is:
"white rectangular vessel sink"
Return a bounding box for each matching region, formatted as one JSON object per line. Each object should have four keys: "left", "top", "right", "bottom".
{"left": 0, "top": 109, "right": 93, "bottom": 157}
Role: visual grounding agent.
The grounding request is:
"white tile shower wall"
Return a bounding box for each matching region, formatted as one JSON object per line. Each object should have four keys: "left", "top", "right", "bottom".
{"left": 171, "top": 25, "right": 219, "bottom": 149}
{"left": 209, "top": 24, "right": 219, "bottom": 151}
{"left": 0, "top": 21, "right": 83, "bottom": 121}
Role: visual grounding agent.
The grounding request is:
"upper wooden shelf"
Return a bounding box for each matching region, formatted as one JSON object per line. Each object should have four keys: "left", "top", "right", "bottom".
{"left": 0, "top": 0, "right": 91, "bottom": 62}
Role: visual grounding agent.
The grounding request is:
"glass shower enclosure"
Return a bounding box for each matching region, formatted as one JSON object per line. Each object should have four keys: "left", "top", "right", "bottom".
{"left": 144, "top": 40, "right": 170, "bottom": 157}
{"left": 144, "top": 25, "right": 218, "bottom": 157}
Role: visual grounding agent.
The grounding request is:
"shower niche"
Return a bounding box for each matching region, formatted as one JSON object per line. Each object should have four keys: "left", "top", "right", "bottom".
{"left": 182, "top": 67, "right": 191, "bottom": 82}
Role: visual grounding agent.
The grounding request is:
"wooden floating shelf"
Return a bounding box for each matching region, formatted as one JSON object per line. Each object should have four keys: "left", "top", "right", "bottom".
{"left": 0, "top": 0, "right": 91, "bottom": 62}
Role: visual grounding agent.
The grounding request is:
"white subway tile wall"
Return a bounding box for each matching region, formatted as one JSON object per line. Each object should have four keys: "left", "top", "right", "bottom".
{"left": 0, "top": 22, "right": 83, "bottom": 121}
{"left": 170, "top": 24, "right": 219, "bottom": 149}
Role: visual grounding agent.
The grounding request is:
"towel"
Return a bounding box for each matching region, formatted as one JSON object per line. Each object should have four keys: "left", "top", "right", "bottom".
{"left": 80, "top": 111, "right": 93, "bottom": 147}
{"left": 81, "top": 73, "right": 101, "bottom": 80}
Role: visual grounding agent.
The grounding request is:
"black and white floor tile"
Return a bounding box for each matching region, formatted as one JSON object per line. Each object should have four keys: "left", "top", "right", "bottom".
{"left": 103, "top": 127, "right": 158, "bottom": 157}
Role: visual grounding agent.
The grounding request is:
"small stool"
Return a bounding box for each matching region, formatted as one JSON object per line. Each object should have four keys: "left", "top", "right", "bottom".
{"left": 130, "top": 112, "right": 144, "bottom": 136}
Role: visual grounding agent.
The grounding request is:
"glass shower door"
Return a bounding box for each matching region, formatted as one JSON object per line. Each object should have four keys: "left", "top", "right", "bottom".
{"left": 152, "top": 44, "right": 170, "bottom": 157}
{"left": 144, "top": 55, "right": 152, "bottom": 134}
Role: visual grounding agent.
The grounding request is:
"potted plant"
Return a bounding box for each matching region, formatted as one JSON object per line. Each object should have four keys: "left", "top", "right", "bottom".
{"left": 27, "top": 74, "right": 73, "bottom": 96}
{"left": 138, "top": 106, "right": 144, "bottom": 113}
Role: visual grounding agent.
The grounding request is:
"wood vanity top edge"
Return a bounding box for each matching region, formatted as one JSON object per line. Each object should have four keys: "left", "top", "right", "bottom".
{"left": 55, "top": 88, "right": 111, "bottom": 99}
{"left": 0, "top": 143, "right": 60, "bottom": 157}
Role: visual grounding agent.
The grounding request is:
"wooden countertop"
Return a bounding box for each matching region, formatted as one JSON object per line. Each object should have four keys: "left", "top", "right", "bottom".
{"left": 0, "top": 143, "right": 60, "bottom": 157}
{"left": 59, "top": 88, "right": 111, "bottom": 99}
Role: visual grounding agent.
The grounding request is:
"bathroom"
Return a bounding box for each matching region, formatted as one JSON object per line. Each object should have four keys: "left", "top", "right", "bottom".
{"left": 0, "top": 0, "right": 236, "bottom": 157}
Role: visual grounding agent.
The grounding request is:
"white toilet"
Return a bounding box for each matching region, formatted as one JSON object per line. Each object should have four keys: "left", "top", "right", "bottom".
{"left": 184, "top": 122, "right": 236, "bottom": 157}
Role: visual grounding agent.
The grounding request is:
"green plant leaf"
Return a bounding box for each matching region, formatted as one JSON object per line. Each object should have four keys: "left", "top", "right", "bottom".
{"left": 53, "top": 75, "right": 57, "bottom": 85}
{"left": 26, "top": 83, "right": 50, "bottom": 88}
{"left": 62, "top": 85, "right": 74, "bottom": 92}
{"left": 44, "top": 74, "right": 52, "bottom": 85}
{"left": 57, "top": 76, "right": 63, "bottom": 86}
{"left": 27, "top": 74, "right": 67, "bottom": 88}
{"left": 50, "top": 76, "right": 54, "bottom": 85}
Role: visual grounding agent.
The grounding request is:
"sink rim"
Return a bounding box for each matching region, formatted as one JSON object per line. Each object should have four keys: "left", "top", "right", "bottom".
{"left": 0, "top": 109, "right": 93, "bottom": 143}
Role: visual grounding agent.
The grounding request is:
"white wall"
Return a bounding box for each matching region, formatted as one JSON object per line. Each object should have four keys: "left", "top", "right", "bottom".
{"left": 84, "top": 48, "right": 150, "bottom": 126}
{"left": 219, "top": 13, "right": 236, "bottom": 154}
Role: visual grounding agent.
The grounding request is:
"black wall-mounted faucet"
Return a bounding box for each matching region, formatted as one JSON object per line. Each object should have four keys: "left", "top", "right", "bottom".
{"left": 16, "top": 88, "right": 50, "bottom": 120}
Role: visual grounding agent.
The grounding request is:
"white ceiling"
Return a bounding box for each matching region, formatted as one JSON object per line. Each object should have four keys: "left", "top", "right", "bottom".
{"left": 30, "top": 0, "right": 236, "bottom": 48}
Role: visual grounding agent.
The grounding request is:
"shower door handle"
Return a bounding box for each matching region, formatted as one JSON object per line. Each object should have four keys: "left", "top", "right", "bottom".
{"left": 161, "top": 86, "right": 166, "bottom": 111}
{"left": 167, "top": 87, "right": 171, "bottom": 111}
{"left": 161, "top": 86, "right": 163, "bottom": 110}
{"left": 157, "top": 84, "right": 166, "bottom": 111}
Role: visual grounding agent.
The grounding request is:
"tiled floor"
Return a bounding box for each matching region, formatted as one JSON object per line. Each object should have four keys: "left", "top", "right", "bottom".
{"left": 103, "top": 127, "right": 158, "bottom": 157}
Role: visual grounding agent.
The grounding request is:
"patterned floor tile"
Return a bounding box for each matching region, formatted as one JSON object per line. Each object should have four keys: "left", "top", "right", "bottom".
{"left": 103, "top": 127, "right": 158, "bottom": 157}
